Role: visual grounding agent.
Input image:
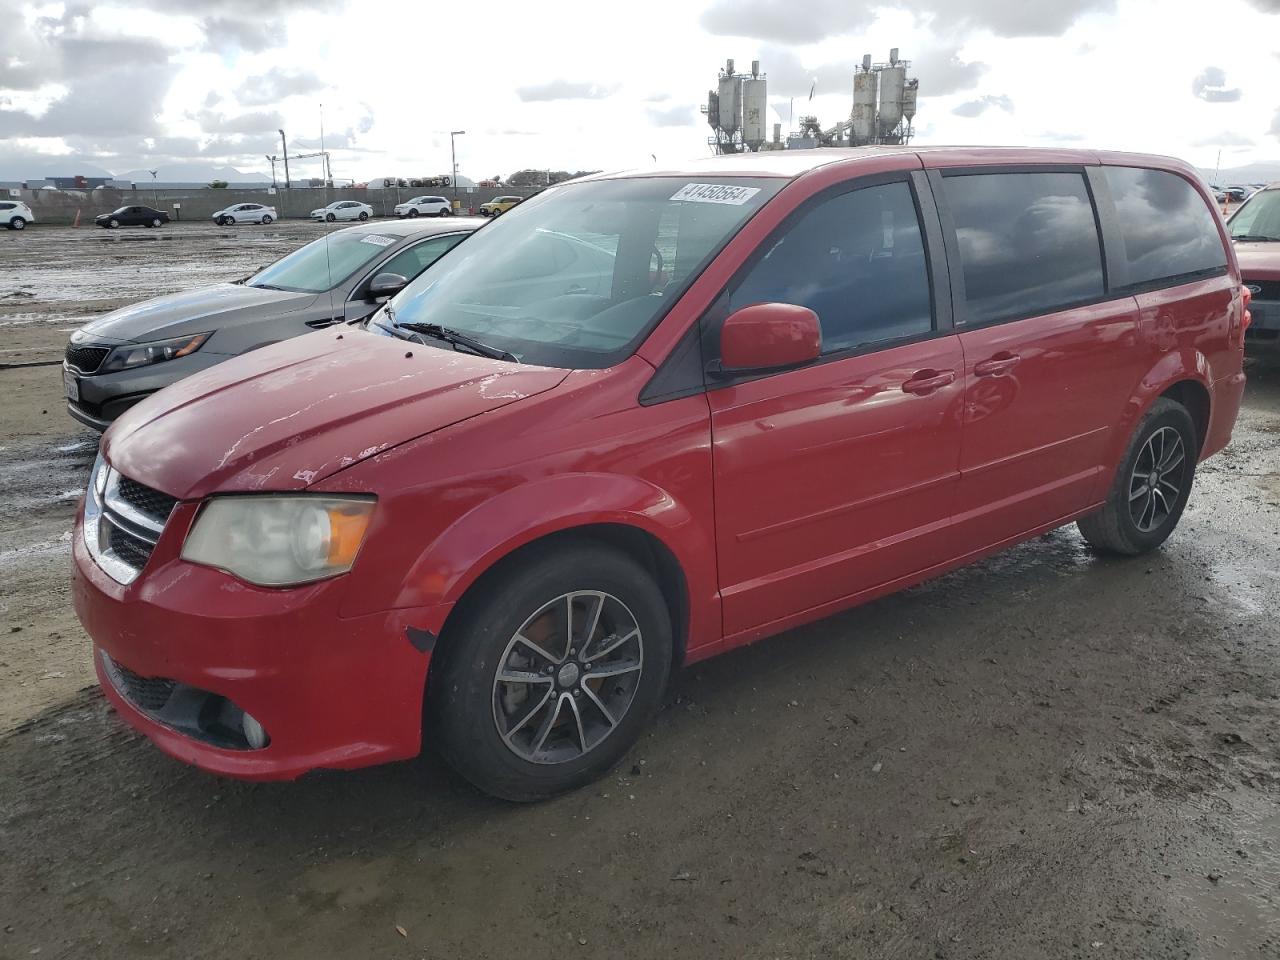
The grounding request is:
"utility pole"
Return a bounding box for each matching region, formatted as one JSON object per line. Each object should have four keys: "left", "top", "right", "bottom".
{"left": 278, "top": 129, "right": 291, "bottom": 189}
{"left": 450, "top": 130, "right": 465, "bottom": 212}
{"left": 319, "top": 103, "right": 329, "bottom": 189}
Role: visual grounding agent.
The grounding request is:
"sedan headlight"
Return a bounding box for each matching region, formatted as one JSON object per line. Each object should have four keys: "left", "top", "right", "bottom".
{"left": 99, "top": 332, "right": 210, "bottom": 373}
{"left": 181, "top": 495, "right": 376, "bottom": 586}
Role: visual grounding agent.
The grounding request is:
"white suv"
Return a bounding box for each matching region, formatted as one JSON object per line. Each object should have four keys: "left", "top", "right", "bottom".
{"left": 212, "top": 202, "right": 277, "bottom": 226}
{"left": 1, "top": 200, "right": 34, "bottom": 230}
{"left": 394, "top": 196, "right": 452, "bottom": 218}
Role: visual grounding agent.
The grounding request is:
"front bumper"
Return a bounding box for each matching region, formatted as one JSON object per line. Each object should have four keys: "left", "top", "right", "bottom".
{"left": 72, "top": 501, "right": 442, "bottom": 780}
{"left": 64, "top": 351, "right": 231, "bottom": 430}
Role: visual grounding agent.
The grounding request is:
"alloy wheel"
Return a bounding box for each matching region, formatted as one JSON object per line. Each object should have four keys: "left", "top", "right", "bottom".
{"left": 492, "top": 590, "right": 644, "bottom": 764}
{"left": 1128, "top": 425, "right": 1186, "bottom": 533}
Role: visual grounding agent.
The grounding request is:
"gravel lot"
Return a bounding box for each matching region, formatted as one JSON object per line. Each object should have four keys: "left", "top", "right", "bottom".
{"left": 1, "top": 223, "right": 1278, "bottom": 959}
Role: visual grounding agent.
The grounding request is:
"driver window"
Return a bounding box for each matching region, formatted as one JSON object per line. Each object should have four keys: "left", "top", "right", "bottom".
{"left": 728, "top": 181, "right": 933, "bottom": 355}
{"left": 372, "top": 235, "right": 466, "bottom": 288}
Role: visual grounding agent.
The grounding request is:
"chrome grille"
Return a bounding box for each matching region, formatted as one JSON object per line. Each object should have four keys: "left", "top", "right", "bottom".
{"left": 83, "top": 456, "right": 175, "bottom": 584}
{"left": 1245, "top": 279, "right": 1280, "bottom": 301}
{"left": 65, "top": 343, "right": 110, "bottom": 373}
{"left": 115, "top": 475, "right": 177, "bottom": 523}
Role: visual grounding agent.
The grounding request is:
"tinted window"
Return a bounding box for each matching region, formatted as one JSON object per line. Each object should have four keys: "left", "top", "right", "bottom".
{"left": 943, "top": 172, "right": 1103, "bottom": 325}
{"left": 372, "top": 234, "right": 466, "bottom": 284}
{"left": 1105, "top": 167, "right": 1226, "bottom": 287}
{"left": 248, "top": 231, "right": 407, "bottom": 293}
{"left": 728, "top": 181, "right": 932, "bottom": 354}
{"left": 0, "top": 203, "right": 12, "bottom": 210}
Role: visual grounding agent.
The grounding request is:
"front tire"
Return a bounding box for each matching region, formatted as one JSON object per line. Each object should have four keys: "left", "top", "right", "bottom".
{"left": 429, "top": 542, "right": 673, "bottom": 801}
{"left": 151, "top": 218, "right": 162, "bottom": 227}
{"left": 325, "top": 212, "right": 336, "bottom": 222}
{"left": 109, "top": 218, "right": 120, "bottom": 229}
{"left": 1078, "top": 397, "right": 1197, "bottom": 555}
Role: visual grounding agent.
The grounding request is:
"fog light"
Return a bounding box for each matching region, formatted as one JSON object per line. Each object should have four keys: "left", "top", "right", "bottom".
{"left": 242, "top": 712, "right": 268, "bottom": 749}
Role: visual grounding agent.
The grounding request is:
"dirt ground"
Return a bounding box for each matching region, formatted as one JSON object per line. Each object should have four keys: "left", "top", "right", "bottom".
{"left": 1, "top": 223, "right": 1279, "bottom": 960}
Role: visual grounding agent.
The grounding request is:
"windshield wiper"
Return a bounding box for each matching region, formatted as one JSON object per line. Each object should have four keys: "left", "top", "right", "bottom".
{"left": 395, "top": 321, "right": 520, "bottom": 363}
{"left": 1232, "top": 234, "right": 1280, "bottom": 242}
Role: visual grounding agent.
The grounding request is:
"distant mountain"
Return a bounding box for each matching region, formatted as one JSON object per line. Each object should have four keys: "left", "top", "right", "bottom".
{"left": 119, "top": 164, "right": 270, "bottom": 184}
{"left": 0, "top": 157, "right": 115, "bottom": 180}
{"left": 1196, "top": 162, "right": 1280, "bottom": 186}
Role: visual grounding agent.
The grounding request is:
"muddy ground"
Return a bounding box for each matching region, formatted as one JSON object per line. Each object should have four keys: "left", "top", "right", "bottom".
{"left": 1, "top": 224, "right": 1278, "bottom": 960}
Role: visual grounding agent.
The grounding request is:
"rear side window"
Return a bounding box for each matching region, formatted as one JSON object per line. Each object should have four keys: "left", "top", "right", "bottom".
{"left": 942, "top": 172, "right": 1104, "bottom": 326}
{"left": 1104, "top": 167, "right": 1227, "bottom": 288}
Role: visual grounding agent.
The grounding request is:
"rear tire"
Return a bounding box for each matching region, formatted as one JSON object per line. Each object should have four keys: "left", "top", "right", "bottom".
{"left": 151, "top": 218, "right": 162, "bottom": 227}
{"left": 9, "top": 217, "right": 25, "bottom": 230}
{"left": 358, "top": 210, "right": 369, "bottom": 221}
{"left": 429, "top": 542, "right": 673, "bottom": 801}
{"left": 438, "top": 207, "right": 451, "bottom": 217}
{"left": 261, "top": 214, "right": 273, "bottom": 225}
{"left": 1077, "top": 397, "right": 1197, "bottom": 555}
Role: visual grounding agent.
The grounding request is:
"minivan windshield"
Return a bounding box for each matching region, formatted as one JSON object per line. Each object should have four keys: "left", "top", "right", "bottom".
{"left": 1229, "top": 189, "right": 1280, "bottom": 241}
{"left": 371, "top": 176, "right": 782, "bottom": 368}
{"left": 247, "top": 229, "right": 399, "bottom": 293}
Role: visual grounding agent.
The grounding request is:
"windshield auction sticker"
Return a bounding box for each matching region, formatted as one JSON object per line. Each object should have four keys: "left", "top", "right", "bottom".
{"left": 360, "top": 234, "right": 396, "bottom": 247}
{"left": 670, "top": 183, "right": 762, "bottom": 205}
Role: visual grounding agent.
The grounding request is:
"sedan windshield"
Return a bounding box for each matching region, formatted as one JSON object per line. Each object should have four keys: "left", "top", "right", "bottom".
{"left": 1229, "top": 189, "right": 1280, "bottom": 241}
{"left": 247, "top": 230, "right": 400, "bottom": 293}
{"left": 373, "top": 176, "right": 781, "bottom": 368}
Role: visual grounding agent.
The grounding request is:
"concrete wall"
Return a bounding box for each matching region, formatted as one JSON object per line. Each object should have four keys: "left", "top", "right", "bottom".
{"left": 9, "top": 184, "right": 546, "bottom": 225}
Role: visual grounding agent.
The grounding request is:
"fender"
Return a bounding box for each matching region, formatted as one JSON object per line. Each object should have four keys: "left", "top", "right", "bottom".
{"left": 391, "top": 472, "right": 721, "bottom": 655}
{"left": 1100, "top": 346, "right": 1212, "bottom": 487}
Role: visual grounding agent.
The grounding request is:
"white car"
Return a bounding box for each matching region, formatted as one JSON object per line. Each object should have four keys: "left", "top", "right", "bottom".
{"left": 0, "top": 200, "right": 34, "bottom": 230}
{"left": 394, "top": 195, "right": 452, "bottom": 218}
{"left": 311, "top": 200, "right": 373, "bottom": 222}
{"left": 212, "top": 202, "right": 277, "bottom": 226}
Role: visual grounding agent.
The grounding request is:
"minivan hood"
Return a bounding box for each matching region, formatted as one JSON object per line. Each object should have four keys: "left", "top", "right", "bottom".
{"left": 102, "top": 330, "right": 569, "bottom": 500}
{"left": 1235, "top": 244, "right": 1280, "bottom": 282}
{"left": 80, "top": 283, "right": 315, "bottom": 342}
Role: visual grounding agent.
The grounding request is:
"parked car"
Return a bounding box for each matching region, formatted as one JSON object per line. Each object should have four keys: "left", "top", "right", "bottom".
{"left": 1225, "top": 186, "right": 1252, "bottom": 203}
{"left": 73, "top": 147, "right": 1246, "bottom": 800}
{"left": 212, "top": 202, "right": 277, "bottom": 225}
{"left": 479, "top": 195, "right": 523, "bottom": 216}
{"left": 63, "top": 217, "right": 481, "bottom": 430}
{"left": 1227, "top": 182, "right": 1280, "bottom": 352}
{"left": 311, "top": 200, "right": 373, "bottom": 222}
{"left": 0, "top": 200, "right": 34, "bottom": 230}
{"left": 394, "top": 196, "right": 452, "bottom": 218}
{"left": 95, "top": 205, "right": 170, "bottom": 229}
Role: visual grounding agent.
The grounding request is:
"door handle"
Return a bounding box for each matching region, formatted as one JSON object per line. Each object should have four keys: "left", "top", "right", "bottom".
{"left": 974, "top": 353, "right": 1021, "bottom": 377}
{"left": 902, "top": 369, "right": 956, "bottom": 395}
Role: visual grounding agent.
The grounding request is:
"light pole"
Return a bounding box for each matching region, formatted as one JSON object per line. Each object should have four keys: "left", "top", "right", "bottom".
{"left": 148, "top": 169, "right": 158, "bottom": 206}
{"left": 450, "top": 130, "right": 465, "bottom": 211}
{"left": 278, "top": 129, "right": 290, "bottom": 189}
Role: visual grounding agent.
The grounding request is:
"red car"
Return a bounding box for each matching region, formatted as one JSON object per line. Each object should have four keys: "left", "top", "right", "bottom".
{"left": 1226, "top": 181, "right": 1280, "bottom": 353}
{"left": 74, "top": 147, "right": 1248, "bottom": 800}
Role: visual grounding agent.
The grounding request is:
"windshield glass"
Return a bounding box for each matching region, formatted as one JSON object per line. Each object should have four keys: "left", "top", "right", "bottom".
{"left": 374, "top": 176, "right": 781, "bottom": 368}
{"left": 111, "top": 207, "right": 129, "bottom": 215}
{"left": 247, "top": 230, "right": 400, "bottom": 293}
{"left": 1229, "top": 189, "right": 1280, "bottom": 241}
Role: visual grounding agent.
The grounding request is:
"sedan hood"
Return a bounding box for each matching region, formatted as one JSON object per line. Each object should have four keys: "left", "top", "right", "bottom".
{"left": 1235, "top": 244, "right": 1280, "bottom": 282}
{"left": 102, "top": 330, "right": 569, "bottom": 500}
{"left": 79, "top": 283, "right": 315, "bottom": 342}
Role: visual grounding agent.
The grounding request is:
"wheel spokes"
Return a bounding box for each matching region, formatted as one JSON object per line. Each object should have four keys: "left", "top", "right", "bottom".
{"left": 513, "top": 632, "right": 561, "bottom": 667}
{"left": 586, "top": 657, "right": 642, "bottom": 680}
{"left": 504, "top": 686, "right": 554, "bottom": 742}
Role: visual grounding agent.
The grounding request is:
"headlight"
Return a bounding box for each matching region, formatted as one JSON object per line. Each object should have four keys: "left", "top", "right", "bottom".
{"left": 99, "top": 333, "right": 210, "bottom": 373}
{"left": 181, "top": 495, "right": 376, "bottom": 586}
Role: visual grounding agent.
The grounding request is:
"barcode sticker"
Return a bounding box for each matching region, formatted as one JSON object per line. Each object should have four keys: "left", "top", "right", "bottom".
{"left": 360, "top": 234, "right": 396, "bottom": 247}
{"left": 670, "top": 183, "right": 762, "bottom": 205}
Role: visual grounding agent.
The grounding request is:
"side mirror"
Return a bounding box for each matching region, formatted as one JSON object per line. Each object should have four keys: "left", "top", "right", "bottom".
{"left": 368, "top": 272, "right": 408, "bottom": 300}
{"left": 716, "top": 302, "right": 821, "bottom": 375}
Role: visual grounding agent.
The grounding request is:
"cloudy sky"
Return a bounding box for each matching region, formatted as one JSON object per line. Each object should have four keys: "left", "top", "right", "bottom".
{"left": 1, "top": 0, "right": 1278, "bottom": 182}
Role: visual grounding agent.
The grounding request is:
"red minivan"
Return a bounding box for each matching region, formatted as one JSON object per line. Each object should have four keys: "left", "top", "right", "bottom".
{"left": 73, "top": 148, "right": 1248, "bottom": 800}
